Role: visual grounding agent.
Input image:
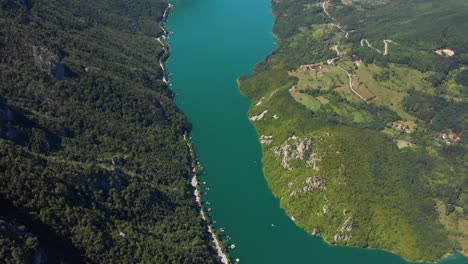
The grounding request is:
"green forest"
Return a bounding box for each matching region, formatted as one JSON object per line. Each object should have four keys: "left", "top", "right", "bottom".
{"left": 240, "top": 0, "right": 467, "bottom": 262}
{"left": 0, "top": 0, "right": 219, "bottom": 263}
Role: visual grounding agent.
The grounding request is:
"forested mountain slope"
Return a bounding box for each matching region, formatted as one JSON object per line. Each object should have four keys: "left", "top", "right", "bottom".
{"left": 0, "top": 0, "right": 219, "bottom": 263}
{"left": 240, "top": 0, "right": 468, "bottom": 262}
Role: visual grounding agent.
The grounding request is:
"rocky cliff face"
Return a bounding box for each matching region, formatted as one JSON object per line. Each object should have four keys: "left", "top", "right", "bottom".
{"left": 32, "top": 46, "right": 65, "bottom": 80}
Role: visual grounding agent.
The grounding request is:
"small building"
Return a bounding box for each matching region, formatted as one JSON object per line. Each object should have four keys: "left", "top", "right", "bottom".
{"left": 449, "top": 133, "right": 457, "bottom": 140}
{"left": 435, "top": 49, "right": 455, "bottom": 57}
{"left": 392, "top": 121, "right": 414, "bottom": 133}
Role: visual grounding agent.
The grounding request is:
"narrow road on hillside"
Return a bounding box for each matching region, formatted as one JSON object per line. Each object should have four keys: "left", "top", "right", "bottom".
{"left": 320, "top": 1, "right": 369, "bottom": 104}
{"left": 323, "top": 1, "right": 395, "bottom": 58}
{"left": 337, "top": 66, "right": 368, "bottom": 103}
{"left": 332, "top": 45, "right": 341, "bottom": 56}
{"left": 383, "top": 39, "right": 397, "bottom": 55}
{"left": 322, "top": 1, "right": 335, "bottom": 21}
{"left": 361, "top": 39, "right": 382, "bottom": 54}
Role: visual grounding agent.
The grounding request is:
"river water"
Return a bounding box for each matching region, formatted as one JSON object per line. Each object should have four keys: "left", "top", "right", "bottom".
{"left": 165, "top": 0, "right": 467, "bottom": 263}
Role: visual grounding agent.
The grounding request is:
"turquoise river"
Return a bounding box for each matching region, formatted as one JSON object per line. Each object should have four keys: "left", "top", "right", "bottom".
{"left": 165, "top": 0, "right": 468, "bottom": 263}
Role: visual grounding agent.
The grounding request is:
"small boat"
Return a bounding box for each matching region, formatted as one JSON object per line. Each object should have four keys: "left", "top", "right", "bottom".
{"left": 230, "top": 244, "right": 236, "bottom": 249}
{"left": 220, "top": 227, "right": 225, "bottom": 232}
{"left": 208, "top": 208, "right": 212, "bottom": 211}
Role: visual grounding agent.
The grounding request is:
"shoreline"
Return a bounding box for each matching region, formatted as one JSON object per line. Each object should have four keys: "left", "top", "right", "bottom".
{"left": 156, "top": 3, "right": 173, "bottom": 84}
{"left": 159, "top": 3, "right": 230, "bottom": 263}
{"left": 185, "top": 134, "right": 230, "bottom": 264}
{"left": 245, "top": 115, "right": 463, "bottom": 264}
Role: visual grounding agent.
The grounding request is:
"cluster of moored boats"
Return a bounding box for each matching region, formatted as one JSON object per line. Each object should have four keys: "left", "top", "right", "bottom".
{"left": 200, "top": 179, "right": 239, "bottom": 262}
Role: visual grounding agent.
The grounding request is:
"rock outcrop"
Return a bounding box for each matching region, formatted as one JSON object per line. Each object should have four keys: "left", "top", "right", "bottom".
{"left": 32, "top": 46, "right": 65, "bottom": 80}
{"left": 273, "top": 136, "right": 325, "bottom": 170}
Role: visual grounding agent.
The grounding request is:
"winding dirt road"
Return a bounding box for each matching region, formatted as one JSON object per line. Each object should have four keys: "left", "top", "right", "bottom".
{"left": 360, "top": 39, "right": 382, "bottom": 54}
{"left": 331, "top": 45, "right": 341, "bottom": 56}
{"left": 383, "top": 39, "right": 397, "bottom": 55}
{"left": 322, "top": 1, "right": 394, "bottom": 57}
{"left": 337, "top": 66, "right": 368, "bottom": 103}
{"left": 322, "top": 1, "right": 335, "bottom": 21}
{"left": 345, "top": 30, "right": 355, "bottom": 39}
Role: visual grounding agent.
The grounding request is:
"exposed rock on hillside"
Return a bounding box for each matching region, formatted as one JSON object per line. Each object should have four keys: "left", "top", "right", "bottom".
{"left": 32, "top": 46, "right": 64, "bottom": 80}
{"left": 273, "top": 136, "right": 326, "bottom": 170}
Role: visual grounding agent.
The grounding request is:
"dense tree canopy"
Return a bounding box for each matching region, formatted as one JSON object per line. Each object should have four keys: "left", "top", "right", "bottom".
{"left": 0, "top": 0, "right": 219, "bottom": 263}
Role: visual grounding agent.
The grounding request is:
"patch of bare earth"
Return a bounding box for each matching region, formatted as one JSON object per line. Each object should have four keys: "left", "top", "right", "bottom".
{"left": 435, "top": 49, "right": 455, "bottom": 57}
{"left": 317, "top": 96, "right": 329, "bottom": 105}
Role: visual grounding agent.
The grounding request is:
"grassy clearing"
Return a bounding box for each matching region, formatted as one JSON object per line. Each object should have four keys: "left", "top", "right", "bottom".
{"left": 354, "top": 63, "right": 432, "bottom": 121}
{"left": 290, "top": 87, "right": 322, "bottom": 112}
{"left": 316, "top": 95, "right": 329, "bottom": 105}
{"left": 289, "top": 65, "right": 346, "bottom": 91}
{"left": 353, "top": 111, "right": 371, "bottom": 123}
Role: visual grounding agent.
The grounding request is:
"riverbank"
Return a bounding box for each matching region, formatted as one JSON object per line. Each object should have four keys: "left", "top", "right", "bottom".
{"left": 185, "top": 135, "right": 230, "bottom": 264}
{"left": 156, "top": 3, "right": 172, "bottom": 84}
{"left": 159, "top": 4, "right": 230, "bottom": 263}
